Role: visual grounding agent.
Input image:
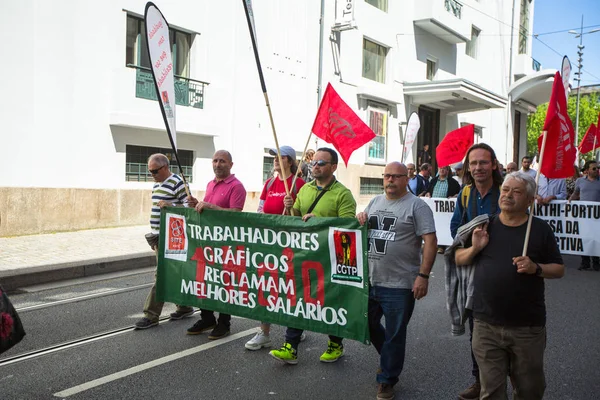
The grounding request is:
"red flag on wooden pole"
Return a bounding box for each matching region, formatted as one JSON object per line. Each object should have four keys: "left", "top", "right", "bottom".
{"left": 578, "top": 122, "right": 599, "bottom": 154}
{"left": 536, "top": 71, "right": 576, "bottom": 178}
{"left": 435, "top": 124, "right": 475, "bottom": 167}
{"left": 311, "top": 83, "right": 376, "bottom": 166}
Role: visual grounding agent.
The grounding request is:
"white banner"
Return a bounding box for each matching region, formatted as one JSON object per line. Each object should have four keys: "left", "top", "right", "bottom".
{"left": 422, "top": 198, "right": 600, "bottom": 256}
{"left": 145, "top": 2, "right": 177, "bottom": 150}
{"left": 403, "top": 112, "right": 420, "bottom": 164}
{"left": 422, "top": 197, "right": 455, "bottom": 246}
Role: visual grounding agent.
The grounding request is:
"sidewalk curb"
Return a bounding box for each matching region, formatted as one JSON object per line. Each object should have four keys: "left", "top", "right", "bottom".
{"left": 0, "top": 253, "right": 155, "bottom": 292}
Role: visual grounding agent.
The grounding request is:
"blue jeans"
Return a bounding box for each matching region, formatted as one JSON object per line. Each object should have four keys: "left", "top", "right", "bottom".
{"left": 368, "top": 286, "right": 415, "bottom": 386}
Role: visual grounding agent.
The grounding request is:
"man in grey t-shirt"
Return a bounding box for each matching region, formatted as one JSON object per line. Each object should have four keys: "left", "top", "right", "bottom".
{"left": 357, "top": 162, "right": 437, "bottom": 400}
{"left": 570, "top": 160, "right": 600, "bottom": 271}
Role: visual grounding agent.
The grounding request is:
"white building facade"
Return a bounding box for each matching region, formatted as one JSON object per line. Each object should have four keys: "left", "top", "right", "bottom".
{"left": 1, "top": 0, "right": 549, "bottom": 236}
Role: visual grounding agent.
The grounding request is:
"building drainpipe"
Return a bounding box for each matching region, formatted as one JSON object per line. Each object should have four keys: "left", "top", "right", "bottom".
{"left": 315, "top": 0, "right": 326, "bottom": 149}
{"left": 506, "top": 0, "right": 516, "bottom": 164}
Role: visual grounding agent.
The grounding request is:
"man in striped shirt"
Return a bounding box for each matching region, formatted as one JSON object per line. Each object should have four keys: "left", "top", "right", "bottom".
{"left": 134, "top": 153, "right": 198, "bottom": 330}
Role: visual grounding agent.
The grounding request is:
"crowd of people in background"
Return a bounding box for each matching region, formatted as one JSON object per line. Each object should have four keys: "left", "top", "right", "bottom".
{"left": 133, "top": 142, "right": 598, "bottom": 400}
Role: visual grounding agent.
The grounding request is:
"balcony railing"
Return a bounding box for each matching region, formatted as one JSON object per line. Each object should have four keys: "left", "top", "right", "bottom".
{"left": 444, "top": 0, "right": 462, "bottom": 19}
{"left": 127, "top": 64, "right": 209, "bottom": 109}
{"left": 532, "top": 58, "right": 541, "bottom": 72}
{"left": 125, "top": 162, "right": 193, "bottom": 182}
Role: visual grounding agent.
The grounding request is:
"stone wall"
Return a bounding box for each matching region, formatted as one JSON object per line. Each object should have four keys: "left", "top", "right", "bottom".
{"left": 0, "top": 188, "right": 261, "bottom": 237}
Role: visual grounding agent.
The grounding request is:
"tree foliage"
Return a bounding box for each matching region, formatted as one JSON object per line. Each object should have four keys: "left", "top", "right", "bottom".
{"left": 527, "top": 92, "right": 600, "bottom": 163}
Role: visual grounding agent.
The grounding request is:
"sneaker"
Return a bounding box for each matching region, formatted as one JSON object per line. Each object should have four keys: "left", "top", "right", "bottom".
{"left": 578, "top": 263, "right": 591, "bottom": 271}
{"left": 245, "top": 331, "right": 272, "bottom": 350}
{"left": 269, "top": 343, "right": 298, "bottom": 365}
{"left": 169, "top": 309, "right": 194, "bottom": 320}
{"left": 458, "top": 381, "right": 481, "bottom": 400}
{"left": 134, "top": 317, "right": 159, "bottom": 330}
{"left": 319, "top": 340, "right": 344, "bottom": 363}
{"left": 300, "top": 332, "right": 307, "bottom": 342}
{"left": 186, "top": 319, "right": 217, "bottom": 335}
{"left": 377, "top": 383, "right": 395, "bottom": 400}
{"left": 208, "top": 324, "right": 230, "bottom": 340}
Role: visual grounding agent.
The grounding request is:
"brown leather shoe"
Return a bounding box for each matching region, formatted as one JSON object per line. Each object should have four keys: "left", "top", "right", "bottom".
{"left": 377, "top": 383, "right": 395, "bottom": 400}
{"left": 458, "top": 381, "right": 481, "bottom": 400}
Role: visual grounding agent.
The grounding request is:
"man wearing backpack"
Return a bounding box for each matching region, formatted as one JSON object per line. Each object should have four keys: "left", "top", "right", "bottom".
{"left": 270, "top": 147, "right": 357, "bottom": 365}
{"left": 449, "top": 143, "right": 504, "bottom": 400}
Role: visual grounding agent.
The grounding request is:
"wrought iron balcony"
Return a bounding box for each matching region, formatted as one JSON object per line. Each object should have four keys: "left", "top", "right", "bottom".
{"left": 444, "top": 0, "right": 462, "bottom": 19}
{"left": 128, "top": 64, "right": 208, "bottom": 109}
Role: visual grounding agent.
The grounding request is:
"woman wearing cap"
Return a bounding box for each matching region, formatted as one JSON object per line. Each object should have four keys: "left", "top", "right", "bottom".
{"left": 245, "top": 145, "right": 306, "bottom": 350}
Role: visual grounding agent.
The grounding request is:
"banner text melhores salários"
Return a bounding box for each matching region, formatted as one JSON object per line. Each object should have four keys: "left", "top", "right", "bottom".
{"left": 188, "top": 224, "right": 319, "bottom": 252}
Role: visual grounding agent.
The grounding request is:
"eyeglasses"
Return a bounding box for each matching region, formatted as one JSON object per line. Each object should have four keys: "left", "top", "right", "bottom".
{"left": 311, "top": 160, "right": 332, "bottom": 167}
{"left": 382, "top": 173, "right": 407, "bottom": 180}
{"left": 149, "top": 165, "right": 165, "bottom": 175}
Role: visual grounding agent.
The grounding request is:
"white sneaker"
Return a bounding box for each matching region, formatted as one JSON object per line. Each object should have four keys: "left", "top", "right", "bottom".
{"left": 300, "top": 332, "right": 307, "bottom": 342}
{"left": 245, "top": 331, "right": 272, "bottom": 350}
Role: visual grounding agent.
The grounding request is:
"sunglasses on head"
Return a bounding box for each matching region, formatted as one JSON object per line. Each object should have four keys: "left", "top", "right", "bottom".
{"left": 311, "top": 160, "right": 332, "bottom": 167}
{"left": 149, "top": 165, "right": 165, "bottom": 175}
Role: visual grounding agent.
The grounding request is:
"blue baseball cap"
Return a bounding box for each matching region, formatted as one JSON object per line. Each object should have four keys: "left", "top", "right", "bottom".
{"left": 269, "top": 145, "right": 296, "bottom": 159}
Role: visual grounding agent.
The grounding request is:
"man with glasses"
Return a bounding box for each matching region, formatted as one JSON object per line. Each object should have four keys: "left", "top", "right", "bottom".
{"left": 449, "top": 143, "right": 504, "bottom": 400}
{"left": 406, "top": 163, "right": 427, "bottom": 196}
{"left": 357, "top": 162, "right": 437, "bottom": 400}
{"left": 570, "top": 160, "right": 600, "bottom": 271}
{"left": 270, "top": 147, "right": 356, "bottom": 365}
{"left": 186, "top": 150, "right": 247, "bottom": 339}
{"left": 134, "top": 153, "right": 198, "bottom": 330}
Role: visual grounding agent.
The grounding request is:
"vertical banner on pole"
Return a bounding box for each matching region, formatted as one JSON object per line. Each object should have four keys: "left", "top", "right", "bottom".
{"left": 145, "top": 2, "right": 177, "bottom": 151}
{"left": 402, "top": 112, "right": 420, "bottom": 163}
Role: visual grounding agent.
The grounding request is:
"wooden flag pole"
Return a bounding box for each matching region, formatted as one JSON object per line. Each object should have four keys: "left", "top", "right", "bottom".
{"left": 522, "top": 130, "right": 548, "bottom": 256}
{"left": 242, "top": 0, "right": 289, "bottom": 195}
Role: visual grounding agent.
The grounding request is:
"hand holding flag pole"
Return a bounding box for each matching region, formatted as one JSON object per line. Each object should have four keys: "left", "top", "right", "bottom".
{"left": 241, "top": 0, "right": 289, "bottom": 196}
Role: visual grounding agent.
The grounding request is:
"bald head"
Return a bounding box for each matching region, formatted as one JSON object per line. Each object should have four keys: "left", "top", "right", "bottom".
{"left": 383, "top": 162, "right": 409, "bottom": 199}
{"left": 506, "top": 162, "right": 518, "bottom": 174}
{"left": 212, "top": 150, "right": 233, "bottom": 180}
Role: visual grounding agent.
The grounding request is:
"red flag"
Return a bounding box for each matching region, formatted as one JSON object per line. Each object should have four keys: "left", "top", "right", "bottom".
{"left": 537, "top": 71, "right": 576, "bottom": 178}
{"left": 435, "top": 124, "right": 474, "bottom": 167}
{"left": 578, "top": 122, "right": 598, "bottom": 154}
{"left": 311, "top": 83, "right": 376, "bottom": 166}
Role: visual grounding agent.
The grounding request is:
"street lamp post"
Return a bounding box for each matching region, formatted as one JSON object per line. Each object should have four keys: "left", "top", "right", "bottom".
{"left": 569, "top": 15, "right": 600, "bottom": 166}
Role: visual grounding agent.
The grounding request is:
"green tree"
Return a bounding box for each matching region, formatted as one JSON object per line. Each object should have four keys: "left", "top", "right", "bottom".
{"left": 527, "top": 92, "right": 600, "bottom": 163}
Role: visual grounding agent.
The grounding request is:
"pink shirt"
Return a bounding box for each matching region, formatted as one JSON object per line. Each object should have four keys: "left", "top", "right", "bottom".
{"left": 204, "top": 174, "right": 246, "bottom": 210}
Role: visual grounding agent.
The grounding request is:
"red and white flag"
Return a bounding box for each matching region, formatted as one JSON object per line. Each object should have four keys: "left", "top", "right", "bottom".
{"left": 537, "top": 71, "right": 576, "bottom": 178}
{"left": 311, "top": 83, "right": 376, "bottom": 165}
{"left": 436, "top": 124, "right": 475, "bottom": 167}
{"left": 578, "top": 121, "right": 599, "bottom": 154}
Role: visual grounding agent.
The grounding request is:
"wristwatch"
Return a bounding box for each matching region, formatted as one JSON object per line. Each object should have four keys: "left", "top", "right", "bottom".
{"left": 535, "top": 263, "right": 543, "bottom": 277}
{"left": 418, "top": 272, "right": 429, "bottom": 279}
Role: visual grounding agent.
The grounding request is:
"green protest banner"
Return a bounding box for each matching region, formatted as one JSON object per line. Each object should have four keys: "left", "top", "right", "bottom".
{"left": 157, "top": 208, "right": 370, "bottom": 343}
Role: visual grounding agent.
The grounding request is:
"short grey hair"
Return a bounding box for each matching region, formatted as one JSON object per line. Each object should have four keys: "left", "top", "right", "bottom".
{"left": 503, "top": 171, "right": 536, "bottom": 198}
{"left": 148, "top": 153, "right": 169, "bottom": 167}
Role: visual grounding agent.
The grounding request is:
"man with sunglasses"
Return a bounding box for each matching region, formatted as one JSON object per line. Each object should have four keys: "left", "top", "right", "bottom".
{"left": 357, "top": 162, "right": 437, "bottom": 400}
{"left": 270, "top": 148, "right": 356, "bottom": 365}
{"left": 570, "top": 160, "right": 600, "bottom": 271}
{"left": 135, "top": 153, "right": 198, "bottom": 330}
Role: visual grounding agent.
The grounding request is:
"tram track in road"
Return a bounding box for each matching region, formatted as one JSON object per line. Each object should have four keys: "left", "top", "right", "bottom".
{"left": 0, "top": 312, "right": 200, "bottom": 368}
{"left": 15, "top": 282, "right": 154, "bottom": 313}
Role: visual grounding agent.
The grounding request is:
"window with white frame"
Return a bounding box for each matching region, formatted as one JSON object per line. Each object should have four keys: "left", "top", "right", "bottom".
{"left": 365, "top": 0, "right": 388, "bottom": 12}
{"left": 466, "top": 26, "right": 480, "bottom": 59}
{"left": 366, "top": 104, "right": 388, "bottom": 163}
{"left": 426, "top": 59, "right": 437, "bottom": 81}
{"left": 363, "top": 39, "right": 387, "bottom": 83}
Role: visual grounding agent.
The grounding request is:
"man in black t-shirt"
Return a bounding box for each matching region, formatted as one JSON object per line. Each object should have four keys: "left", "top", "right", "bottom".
{"left": 455, "top": 171, "right": 564, "bottom": 400}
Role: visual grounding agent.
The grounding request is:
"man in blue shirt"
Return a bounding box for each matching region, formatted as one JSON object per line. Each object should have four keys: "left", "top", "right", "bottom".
{"left": 407, "top": 163, "right": 427, "bottom": 196}
{"left": 449, "top": 143, "right": 504, "bottom": 400}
